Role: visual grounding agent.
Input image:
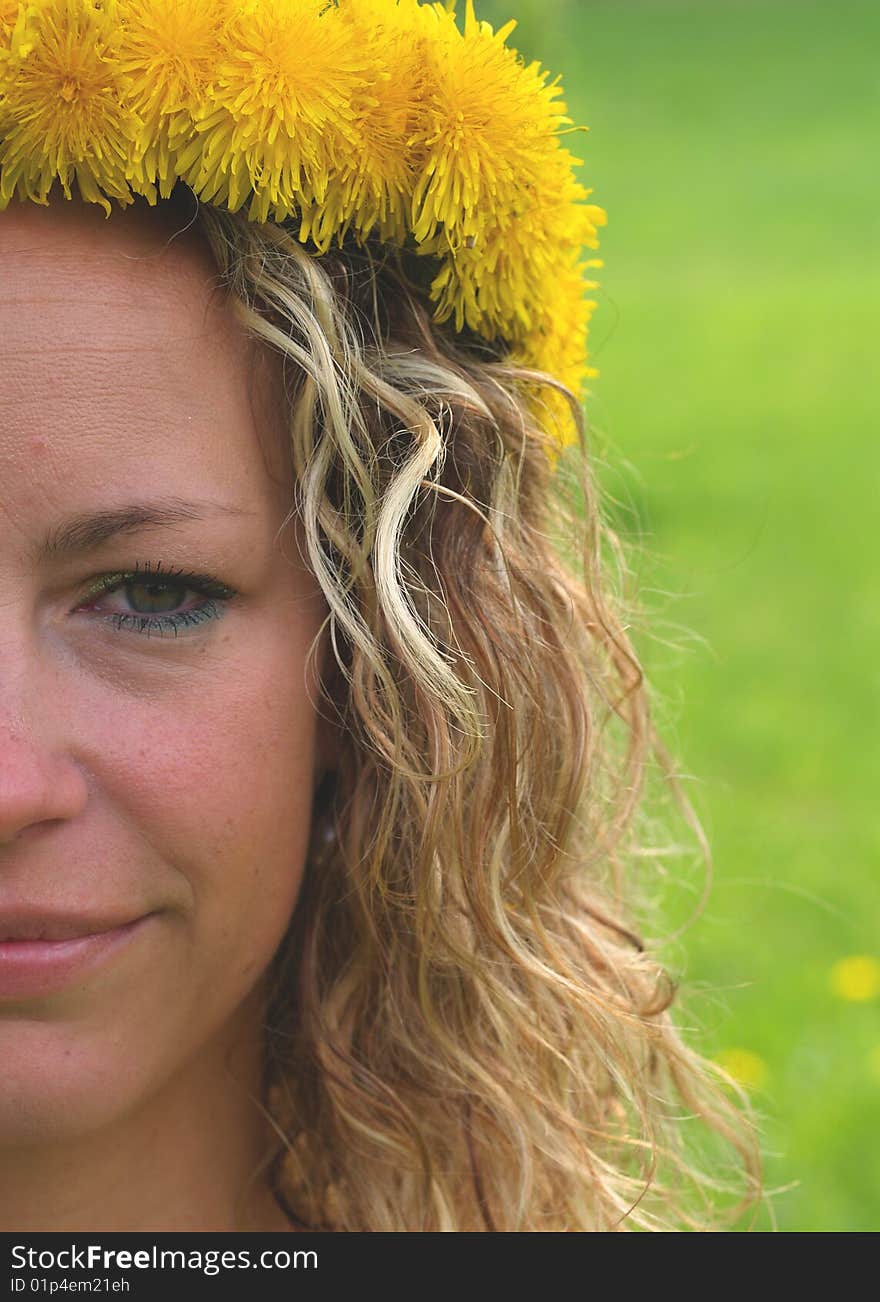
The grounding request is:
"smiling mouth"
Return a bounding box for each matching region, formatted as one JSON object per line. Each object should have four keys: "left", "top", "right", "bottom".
{"left": 0, "top": 913, "right": 155, "bottom": 1000}
{"left": 0, "top": 919, "right": 133, "bottom": 942}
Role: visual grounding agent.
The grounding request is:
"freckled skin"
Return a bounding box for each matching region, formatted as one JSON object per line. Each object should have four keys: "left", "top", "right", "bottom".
{"left": 0, "top": 196, "right": 337, "bottom": 1231}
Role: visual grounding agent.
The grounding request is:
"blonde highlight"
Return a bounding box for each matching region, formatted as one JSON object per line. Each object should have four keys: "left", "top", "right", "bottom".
{"left": 184, "top": 186, "right": 761, "bottom": 1232}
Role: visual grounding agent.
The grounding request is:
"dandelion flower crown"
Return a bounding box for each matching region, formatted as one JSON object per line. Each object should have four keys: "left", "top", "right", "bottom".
{"left": 0, "top": 0, "right": 606, "bottom": 453}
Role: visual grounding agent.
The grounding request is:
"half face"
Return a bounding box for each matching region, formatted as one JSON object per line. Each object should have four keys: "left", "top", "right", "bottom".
{"left": 0, "top": 195, "right": 331, "bottom": 1146}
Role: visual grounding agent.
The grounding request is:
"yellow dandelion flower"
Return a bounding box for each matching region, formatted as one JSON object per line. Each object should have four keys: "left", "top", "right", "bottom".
{"left": 117, "top": 0, "right": 230, "bottom": 202}
{"left": 175, "top": 0, "right": 371, "bottom": 231}
{"left": 0, "top": 0, "right": 607, "bottom": 463}
{"left": 412, "top": 2, "right": 572, "bottom": 252}
{"left": 830, "top": 955, "right": 880, "bottom": 1003}
{"left": 510, "top": 249, "right": 604, "bottom": 457}
{"left": 0, "top": 3, "right": 21, "bottom": 110}
{"left": 322, "top": 0, "right": 429, "bottom": 248}
{"left": 714, "top": 1048, "right": 768, "bottom": 1091}
{"left": 1, "top": 0, "right": 19, "bottom": 42}
{"left": 0, "top": 0, "right": 27, "bottom": 65}
{"left": 402, "top": 0, "right": 605, "bottom": 457}
{"left": 0, "top": 0, "right": 139, "bottom": 216}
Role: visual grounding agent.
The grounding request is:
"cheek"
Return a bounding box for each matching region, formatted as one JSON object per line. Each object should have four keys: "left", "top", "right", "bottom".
{"left": 78, "top": 638, "right": 319, "bottom": 993}
{"left": 0, "top": 635, "right": 322, "bottom": 1145}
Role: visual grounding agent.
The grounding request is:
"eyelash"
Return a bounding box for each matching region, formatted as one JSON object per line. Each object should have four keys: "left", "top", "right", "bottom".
{"left": 75, "top": 560, "right": 237, "bottom": 639}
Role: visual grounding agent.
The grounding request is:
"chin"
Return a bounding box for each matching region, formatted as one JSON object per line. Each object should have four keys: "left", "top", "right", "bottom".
{"left": 0, "top": 1018, "right": 153, "bottom": 1149}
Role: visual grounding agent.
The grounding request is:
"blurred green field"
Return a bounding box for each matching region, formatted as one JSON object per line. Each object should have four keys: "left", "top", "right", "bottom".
{"left": 479, "top": 0, "right": 879, "bottom": 1231}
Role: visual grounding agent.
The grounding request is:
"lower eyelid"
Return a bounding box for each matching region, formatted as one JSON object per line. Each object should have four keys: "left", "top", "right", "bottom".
{"left": 106, "top": 602, "right": 224, "bottom": 636}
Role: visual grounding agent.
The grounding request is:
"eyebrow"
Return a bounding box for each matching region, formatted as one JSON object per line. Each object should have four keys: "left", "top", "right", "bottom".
{"left": 35, "top": 498, "right": 253, "bottom": 562}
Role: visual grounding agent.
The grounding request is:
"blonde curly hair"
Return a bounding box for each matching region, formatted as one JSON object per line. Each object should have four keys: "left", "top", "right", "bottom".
{"left": 164, "top": 180, "right": 761, "bottom": 1232}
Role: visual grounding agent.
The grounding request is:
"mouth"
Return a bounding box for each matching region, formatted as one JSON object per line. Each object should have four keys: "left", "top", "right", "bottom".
{"left": 0, "top": 912, "right": 156, "bottom": 1001}
{"left": 0, "top": 909, "right": 148, "bottom": 942}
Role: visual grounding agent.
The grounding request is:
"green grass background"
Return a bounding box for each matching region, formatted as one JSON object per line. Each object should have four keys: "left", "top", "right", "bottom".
{"left": 477, "top": 0, "right": 879, "bottom": 1231}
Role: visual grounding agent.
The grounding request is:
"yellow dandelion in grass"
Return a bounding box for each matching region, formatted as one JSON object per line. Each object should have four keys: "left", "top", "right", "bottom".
{"left": 117, "top": 0, "right": 229, "bottom": 202}
{"left": 830, "top": 955, "right": 880, "bottom": 1003}
{"left": 714, "top": 1048, "right": 769, "bottom": 1091}
{"left": 0, "top": 0, "right": 139, "bottom": 215}
{"left": 175, "top": 0, "right": 371, "bottom": 229}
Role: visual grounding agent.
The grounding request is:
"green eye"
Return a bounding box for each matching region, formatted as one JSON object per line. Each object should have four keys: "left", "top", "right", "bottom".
{"left": 76, "top": 562, "right": 236, "bottom": 639}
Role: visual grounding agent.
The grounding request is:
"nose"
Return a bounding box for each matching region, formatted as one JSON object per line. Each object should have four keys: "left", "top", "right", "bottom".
{"left": 0, "top": 710, "right": 89, "bottom": 847}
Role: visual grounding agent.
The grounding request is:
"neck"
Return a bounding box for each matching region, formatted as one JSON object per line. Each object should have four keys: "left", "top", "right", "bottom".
{"left": 0, "top": 988, "right": 292, "bottom": 1233}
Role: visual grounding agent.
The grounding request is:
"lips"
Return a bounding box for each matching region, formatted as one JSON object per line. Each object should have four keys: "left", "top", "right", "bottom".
{"left": 0, "top": 911, "right": 143, "bottom": 941}
{"left": 0, "top": 909, "right": 155, "bottom": 999}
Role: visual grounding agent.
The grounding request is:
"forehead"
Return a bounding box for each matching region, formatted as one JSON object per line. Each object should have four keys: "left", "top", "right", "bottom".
{"left": 0, "top": 191, "right": 219, "bottom": 308}
{"left": 0, "top": 198, "right": 290, "bottom": 521}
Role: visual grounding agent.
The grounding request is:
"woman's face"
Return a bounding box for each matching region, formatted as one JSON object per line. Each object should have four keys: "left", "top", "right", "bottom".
{"left": 0, "top": 197, "right": 331, "bottom": 1146}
